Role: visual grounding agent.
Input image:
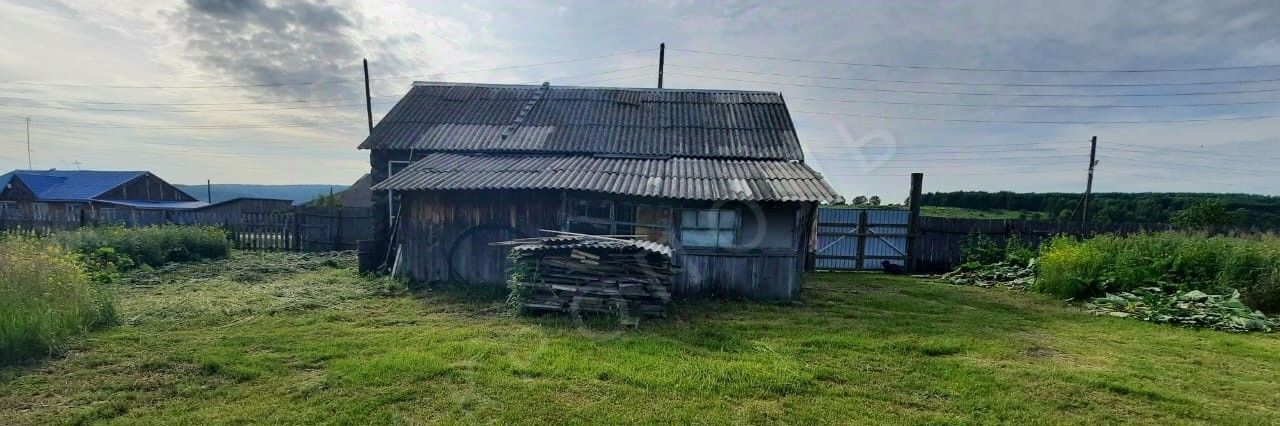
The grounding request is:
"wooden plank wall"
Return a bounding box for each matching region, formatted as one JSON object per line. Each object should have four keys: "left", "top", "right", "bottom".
{"left": 0, "top": 205, "right": 374, "bottom": 253}
{"left": 397, "top": 190, "right": 561, "bottom": 287}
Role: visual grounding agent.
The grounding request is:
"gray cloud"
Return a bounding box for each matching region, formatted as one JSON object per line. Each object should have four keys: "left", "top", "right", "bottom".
{"left": 168, "top": 0, "right": 413, "bottom": 100}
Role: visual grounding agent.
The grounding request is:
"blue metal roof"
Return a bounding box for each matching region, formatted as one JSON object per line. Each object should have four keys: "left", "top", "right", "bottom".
{"left": 1, "top": 170, "right": 149, "bottom": 201}
{"left": 97, "top": 200, "right": 210, "bottom": 210}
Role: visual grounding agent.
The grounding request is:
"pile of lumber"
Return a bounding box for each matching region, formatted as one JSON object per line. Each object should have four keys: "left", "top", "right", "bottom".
{"left": 493, "top": 231, "right": 676, "bottom": 322}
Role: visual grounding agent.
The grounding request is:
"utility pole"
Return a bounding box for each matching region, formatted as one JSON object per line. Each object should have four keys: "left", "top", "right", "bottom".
{"left": 25, "top": 116, "right": 32, "bottom": 169}
{"left": 1082, "top": 136, "right": 1098, "bottom": 227}
{"left": 363, "top": 58, "right": 374, "bottom": 134}
{"left": 658, "top": 43, "right": 665, "bottom": 88}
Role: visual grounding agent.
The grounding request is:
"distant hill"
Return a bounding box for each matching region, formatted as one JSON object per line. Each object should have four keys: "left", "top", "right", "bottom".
{"left": 175, "top": 184, "right": 348, "bottom": 205}
{"left": 921, "top": 191, "right": 1280, "bottom": 227}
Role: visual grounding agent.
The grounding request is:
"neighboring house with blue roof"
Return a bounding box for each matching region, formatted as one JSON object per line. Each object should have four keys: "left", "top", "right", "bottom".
{"left": 0, "top": 169, "right": 208, "bottom": 222}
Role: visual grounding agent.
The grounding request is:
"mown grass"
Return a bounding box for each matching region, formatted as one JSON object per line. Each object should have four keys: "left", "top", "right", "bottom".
{"left": 1, "top": 252, "right": 1278, "bottom": 424}
{"left": 921, "top": 206, "right": 1048, "bottom": 220}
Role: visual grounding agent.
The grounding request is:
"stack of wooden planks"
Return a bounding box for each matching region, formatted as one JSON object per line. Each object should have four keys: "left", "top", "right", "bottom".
{"left": 494, "top": 231, "right": 676, "bottom": 322}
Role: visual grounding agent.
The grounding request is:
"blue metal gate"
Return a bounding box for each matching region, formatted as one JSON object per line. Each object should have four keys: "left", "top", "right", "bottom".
{"left": 815, "top": 207, "right": 910, "bottom": 271}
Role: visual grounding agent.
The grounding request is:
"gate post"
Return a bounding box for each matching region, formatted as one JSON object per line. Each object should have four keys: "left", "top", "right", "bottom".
{"left": 907, "top": 173, "right": 923, "bottom": 272}
{"left": 854, "top": 210, "right": 868, "bottom": 270}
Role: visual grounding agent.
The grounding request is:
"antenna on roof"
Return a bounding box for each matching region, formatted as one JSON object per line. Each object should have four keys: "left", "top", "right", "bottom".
{"left": 24, "top": 116, "right": 32, "bottom": 169}
{"left": 658, "top": 43, "right": 665, "bottom": 89}
{"left": 363, "top": 59, "right": 374, "bottom": 134}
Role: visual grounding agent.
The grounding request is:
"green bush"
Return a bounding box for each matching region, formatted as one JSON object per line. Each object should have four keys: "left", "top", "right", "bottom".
{"left": 53, "top": 226, "right": 230, "bottom": 269}
{"left": 960, "top": 233, "right": 1036, "bottom": 267}
{"left": 1, "top": 237, "right": 116, "bottom": 364}
{"left": 1036, "top": 232, "right": 1280, "bottom": 313}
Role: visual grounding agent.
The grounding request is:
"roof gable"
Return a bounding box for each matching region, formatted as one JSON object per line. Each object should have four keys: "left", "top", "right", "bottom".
{"left": 359, "top": 83, "right": 805, "bottom": 161}
{"left": 1, "top": 170, "right": 152, "bottom": 201}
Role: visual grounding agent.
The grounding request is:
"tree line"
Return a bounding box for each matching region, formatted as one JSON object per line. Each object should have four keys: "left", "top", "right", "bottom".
{"left": 920, "top": 191, "right": 1280, "bottom": 227}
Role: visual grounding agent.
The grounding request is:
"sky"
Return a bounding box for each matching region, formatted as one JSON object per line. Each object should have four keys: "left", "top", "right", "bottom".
{"left": 2, "top": 0, "right": 1279, "bottom": 201}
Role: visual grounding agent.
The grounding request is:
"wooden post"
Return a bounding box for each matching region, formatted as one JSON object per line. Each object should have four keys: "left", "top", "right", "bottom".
{"left": 363, "top": 59, "right": 374, "bottom": 134}
{"left": 290, "top": 209, "right": 301, "bottom": 252}
{"left": 854, "top": 210, "right": 868, "bottom": 270}
{"left": 907, "top": 172, "right": 923, "bottom": 272}
{"left": 1082, "top": 136, "right": 1097, "bottom": 231}
{"left": 657, "top": 43, "right": 665, "bottom": 88}
{"left": 334, "top": 207, "right": 344, "bottom": 251}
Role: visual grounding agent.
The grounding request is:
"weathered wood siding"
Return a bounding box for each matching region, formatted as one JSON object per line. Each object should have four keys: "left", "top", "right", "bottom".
{"left": 398, "top": 189, "right": 562, "bottom": 287}
{"left": 97, "top": 173, "right": 195, "bottom": 201}
{"left": 394, "top": 189, "right": 815, "bottom": 300}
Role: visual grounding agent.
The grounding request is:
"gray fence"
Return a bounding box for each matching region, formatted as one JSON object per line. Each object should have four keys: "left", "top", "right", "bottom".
{"left": 814, "top": 207, "right": 911, "bottom": 271}
{"left": 0, "top": 206, "right": 372, "bottom": 252}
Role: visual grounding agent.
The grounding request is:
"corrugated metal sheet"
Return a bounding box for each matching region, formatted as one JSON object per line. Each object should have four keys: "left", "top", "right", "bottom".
{"left": 814, "top": 207, "right": 909, "bottom": 270}
{"left": 371, "top": 152, "right": 842, "bottom": 203}
{"left": 509, "top": 237, "right": 673, "bottom": 257}
{"left": 358, "top": 82, "right": 804, "bottom": 161}
{"left": 0, "top": 170, "right": 147, "bottom": 201}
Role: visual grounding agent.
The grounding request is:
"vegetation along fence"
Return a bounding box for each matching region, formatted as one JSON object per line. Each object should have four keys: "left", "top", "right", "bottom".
{"left": 912, "top": 218, "right": 1173, "bottom": 272}
{"left": 0, "top": 206, "right": 372, "bottom": 252}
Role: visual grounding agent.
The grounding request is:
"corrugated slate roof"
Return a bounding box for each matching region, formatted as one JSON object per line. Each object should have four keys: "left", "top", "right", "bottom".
{"left": 358, "top": 82, "right": 804, "bottom": 161}
{"left": 0, "top": 170, "right": 148, "bottom": 201}
{"left": 371, "top": 152, "right": 842, "bottom": 203}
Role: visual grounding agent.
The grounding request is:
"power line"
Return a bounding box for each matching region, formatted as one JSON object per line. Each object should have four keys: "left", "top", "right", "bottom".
{"left": 0, "top": 48, "right": 655, "bottom": 89}
{"left": 7, "top": 117, "right": 361, "bottom": 129}
{"left": 1100, "top": 155, "right": 1280, "bottom": 175}
{"left": 792, "top": 109, "right": 1280, "bottom": 124}
{"left": 0, "top": 101, "right": 374, "bottom": 113}
{"left": 671, "top": 72, "right": 1280, "bottom": 97}
{"left": 670, "top": 64, "right": 1280, "bottom": 87}
{"left": 790, "top": 96, "right": 1280, "bottom": 110}
{"left": 668, "top": 47, "right": 1280, "bottom": 73}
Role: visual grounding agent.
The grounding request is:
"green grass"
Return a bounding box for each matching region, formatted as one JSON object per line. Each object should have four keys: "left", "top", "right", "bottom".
{"left": 0, "top": 238, "right": 115, "bottom": 364}
{"left": 2, "top": 252, "right": 1279, "bottom": 424}
{"left": 922, "top": 206, "right": 1049, "bottom": 220}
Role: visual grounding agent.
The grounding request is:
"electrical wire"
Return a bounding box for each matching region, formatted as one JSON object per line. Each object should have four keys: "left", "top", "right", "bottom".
{"left": 791, "top": 109, "right": 1280, "bottom": 124}
{"left": 0, "top": 48, "right": 655, "bottom": 89}
{"left": 668, "top": 47, "right": 1280, "bottom": 73}
{"left": 671, "top": 72, "right": 1280, "bottom": 97}
{"left": 670, "top": 64, "right": 1280, "bottom": 87}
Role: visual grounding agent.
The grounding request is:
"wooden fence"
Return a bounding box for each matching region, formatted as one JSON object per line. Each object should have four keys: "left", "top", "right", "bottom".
{"left": 912, "top": 218, "right": 1173, "bottom": 271}
{"left": 0, "top": 206, "right": 373, "bottom": 252}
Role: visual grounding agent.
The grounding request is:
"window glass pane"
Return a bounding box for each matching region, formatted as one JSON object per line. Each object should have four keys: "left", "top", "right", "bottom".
{"left": 716, "top": 230, "right": 736, "bottom": 247}
{"left": 718, "top": 210, "right": 738, "bottom": 230}
{"left": 681, "top": 210, "right": 698, "bottom": 227}
{"left": 698, "top": 210, "right": 718, "bottom": 228}
{"left": 568, "top": 220, "right": 610, "bottom": 235}
{"left": 570, "top": 199, "right": 612, "bottom": 219}
{"left": 615, "top": 224, "right": 635, "bottom": 236}
{"left": 636, "top": 205, "right": 671, "bottom": 226}
{"left": 616, "top": 203, "right": 637, "bottom": 223}
{"left": 636, "top": 226, "right": 669, "bottom": 244}
{"left": 681, "top": 229, "right": 717, "bottom": 247}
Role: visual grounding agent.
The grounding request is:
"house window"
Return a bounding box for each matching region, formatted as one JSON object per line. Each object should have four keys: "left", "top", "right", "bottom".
{"left": 679, "top": 209, "right": 739, "bottom": 248}
{"left": 32, "top": 202, "right": 49, "bottom": 220}
{"left": 564, "top": 197, "right": 671, "bottom": 244}
{"left": 387, "top": 160, "right": 411, "bottom": 223}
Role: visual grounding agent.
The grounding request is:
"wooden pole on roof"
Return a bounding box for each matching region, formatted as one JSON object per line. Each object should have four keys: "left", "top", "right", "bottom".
{"left": 658, "top": 43, "right": 665, "bottom": 88}
{"left": 363, "top": 59, "right": 374, "bottom": 134}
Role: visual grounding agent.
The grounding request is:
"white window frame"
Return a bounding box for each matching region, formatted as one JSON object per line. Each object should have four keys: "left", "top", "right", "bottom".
{"left": 677, "top": 208, "right": 740, "bottom": 248}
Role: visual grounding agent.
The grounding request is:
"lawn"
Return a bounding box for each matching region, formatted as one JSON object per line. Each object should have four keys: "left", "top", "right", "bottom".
{"left": 2, "top": 252, "right": 1278, "bottom": 424}
{"left": 921, "top": 206, "right": 1049, "bottom": 220}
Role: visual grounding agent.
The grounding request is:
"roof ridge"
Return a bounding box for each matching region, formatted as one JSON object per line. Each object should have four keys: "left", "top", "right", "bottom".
{"left": 411, "top": 80, "right": 781, "bottom": 95}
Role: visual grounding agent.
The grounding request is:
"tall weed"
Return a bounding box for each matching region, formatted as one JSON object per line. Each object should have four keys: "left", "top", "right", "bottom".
{"left": 1036, "top": 232, "right": 1280, "bottom": 312}
{"left": 53, "top": 225, "right": 230, "bottom": 268}
{"left": 0, "top": 237, "right": 116, "bottom": 364}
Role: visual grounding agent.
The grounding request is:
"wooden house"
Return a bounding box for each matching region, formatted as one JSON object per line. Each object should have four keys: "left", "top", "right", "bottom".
{"left": 0, "top": 169, "right": 208, "bottom": 224}
{"left": 360, "top": 82, "right": 842, "bottom": 300}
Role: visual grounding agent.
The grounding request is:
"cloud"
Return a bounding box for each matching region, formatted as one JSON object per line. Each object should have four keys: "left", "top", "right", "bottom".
{"left": 166, "top": 0, "right": 416, "bottom": 100}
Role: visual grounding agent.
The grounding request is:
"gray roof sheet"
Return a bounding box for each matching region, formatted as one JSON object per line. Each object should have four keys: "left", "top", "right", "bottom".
{"left": 358, "top": 82, "right": 804, "bottom": 161}
{"left": 370, "top": 152, "right": 842, "bottom": 203}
